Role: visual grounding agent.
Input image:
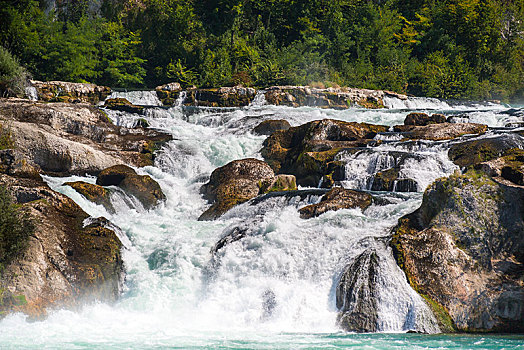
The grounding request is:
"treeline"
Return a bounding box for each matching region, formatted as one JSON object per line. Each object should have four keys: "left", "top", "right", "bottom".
{"left": 1, "top": 0, "right": 523, "bottom": 101}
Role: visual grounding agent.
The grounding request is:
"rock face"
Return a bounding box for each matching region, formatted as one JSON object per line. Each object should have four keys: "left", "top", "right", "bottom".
{"left": 264, "top": 86, "right": 407, "bottom": 109}
{"left": 252, "top": 119, "right": 291, "bottom": 136}
{"left": 104, "top": 98, "right": 145, "bottom": 114}
{"left": 299, "top": 187, "right": 372, "bottom": 219}
{"left": 155, "top": 82, "right": 182, "bottom": 105}
{"left": 336, "top": 250, "right": 380, "bottom": 332}
{"left": 96, "top": 164, "right": 166, "bottom": 210}
{"left": 0, "top": 173, "right": 123, "bottom": 319}
{"left": 0, "top": 99, "right": 172, "bottom": 175}
{"left": 395, "top": 122, "right": 488, "bottom": 141}
{"left": 183, "top": 86, "right": 256, "bottom": 107}
{"left": 390, "top": 170, "right": 524, "bottom": 332}
{"left": 31, "top": 80, "right": 111, "bottom": 104}
{"left": 404, "top": 113, "right": 446, "bottom": 126}
{"left": 261, "top": 119, "right": 387, "bottom": 187}
{"left": 199, "top": 158, "right": 275, "bottom": 220}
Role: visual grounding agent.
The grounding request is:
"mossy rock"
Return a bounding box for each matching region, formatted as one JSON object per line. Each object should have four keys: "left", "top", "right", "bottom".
{"left": 252, "top": 119, "right": 291, "bottom": 136}
{"left": 299, "top": 187, "right": 372, "bottom": 218}
{"left": 448, "top": 134, "right": 524, "bottom": 167}
{"left": 96, "top": 164, "right": 165, "bottom": 210}
{"left": 104, "top": 98, "right": 144, "bottom": 114}
{"left": 259, "top": 174, "right": 297, "bottom": 193}
{"left": 64, "top": 181, "right": 114, "bottom": 212}
{"left": 404, "top": 113, "right": 446, "bottom": 126}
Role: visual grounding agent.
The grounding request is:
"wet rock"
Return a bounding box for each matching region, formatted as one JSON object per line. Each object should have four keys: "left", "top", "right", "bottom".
{"left": 448, "top": 134, "right": 524, "bottom": 168}
{"left": 183, "top": 86, "right": 256, "bottom": 107}
{"left": 64, "top": 181, "right": 114, "bottom": 212}
{"left": 390, "top": 170, "right": 524, "bottom": 332}
{"left": 104, "top": 98, "right": 144, "bottom": 114}
{"left": 299, "top": 187, "right": 372, "bottom": 219}
{"left": 155, "top": 82, "right": 183, "bottom": 105}
{"left": 264, "top": 86, "right": 407, "bottom": 109}
{"left": 31, "top": 80, "right": 110, "bottom": 104}
{"left": 336, "top": 250, "right": 380, "bottom": 332}
{"left": 399, "top": 123, "right": 487, "bottom": 141}
{"left": 96, "top": 165, "right": 165, "bottom": 210}
{"left": 404, "top": 113, "right": 446, "bottom": 126}
{"left": 259, "top": 174, "right": 297, "bottom": 193}
{"left": 252, "top": 119, "right": 291, "bottom": 136}
{"left": 0, "top": 174, "right": 123, "bottom": 319}
{"left": 370, "top": 168, "right": 417, "bottom": 192}
{"left": 261, "top": 119, "right": 387, "bottom": 187}
{"left": 199, "top": 158, "right": 275, "bottom": 220}
{"left": 0, "top": 99, "right": 172, "bottom": 174}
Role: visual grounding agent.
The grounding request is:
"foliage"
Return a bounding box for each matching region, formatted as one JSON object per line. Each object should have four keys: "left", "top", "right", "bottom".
{"left": 0, "top": 187, "right": 35, "bottom": 272}
{"left": 0, "top": 46, "right": 30, "bottom": 97}
{"left": 0, "top": 0, "right": 522, "bottom": 101}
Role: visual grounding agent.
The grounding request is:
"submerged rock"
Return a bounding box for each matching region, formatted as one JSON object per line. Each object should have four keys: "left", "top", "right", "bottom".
{"left": 0, "top": 174, "right": 123, "bottom": 319}
{"left": 252, "top": 119, "right": 291, "bottom": 136}
{"left": 391, "top": 170, "right": 524, "bottom": 333}
{"left": 96, "top": 164, "right": 165, "bottom": 210}
{"left": 261, "top": 119, "right": 387, "bottom": 187}
{"left": 299, "top": 187, "right": 372, "bottom": 219}
{"left": 31, "top": 80, "right": 110, "bottom": 104}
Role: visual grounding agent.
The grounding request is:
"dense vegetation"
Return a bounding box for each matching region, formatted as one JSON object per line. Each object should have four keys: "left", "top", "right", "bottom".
{"left": 0, "top": 0, "right": 523, "bottom": 101}
{"left": 0, "top": 187, "right": 34, "bottom": 272}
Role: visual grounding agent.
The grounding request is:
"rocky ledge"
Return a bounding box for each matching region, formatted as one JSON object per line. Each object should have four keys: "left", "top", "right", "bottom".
{"left": 264, "top": 86, "right": 408, "bottom": 109}
{"left": 30, "top": 80, "right": 111, "bottom": 104}
{"left": 0, "top": 99, "right": 172, "bottom": 175}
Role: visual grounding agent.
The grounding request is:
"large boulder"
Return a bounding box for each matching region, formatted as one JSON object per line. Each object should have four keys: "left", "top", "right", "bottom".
{"left": 0, "top": 174, "right": 123, "bottom": 319}
{"left": 261, "top": 119, "right": 387, "bottom": 187}
{"left": 252, "top": 119, "right": 291, "bottom": 136}
{"left": 155, "top": 82, "right": 182, "bottom": 105}
{"left": 31, "top": 80, "right": 111, "bottom": 104}
{"left": 390, "top": 170, "right": 524, "bottom": 332}
{"left": 96, "top": 164, "right": 165, "bottom": 210}
{"left": 199, "top": 158, "right": 275, "bottom": 220}
{"left": 299, "top": 187, "right": 372, "bottom": 219}
{"left": 448, "top": 134, "right": 524, "bottom": 168}
{"left": 404, "top": 113, "right": 446, "bottom": 126}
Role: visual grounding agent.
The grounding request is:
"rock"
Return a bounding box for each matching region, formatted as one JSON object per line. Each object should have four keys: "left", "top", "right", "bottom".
{"left": 252, "top": 119, "right": 291, "bottom": 136}
{"left": 104, "top": 98, "right": 144, "bottom": 114}
{"left": 398, "top": 123, "right": 487, "bottom": 141}
{"left": 261, "top": 119, "right": 387, "bottom": 187}
{"left": 183, "top": 86, "right": 256, "bottom": 107}
{"left": 0, "top": 99, "right": 172, "bottom": 174}
{"left": 264, "top": 86, "right": 407, "bottom": 109}
{"left": 390, "top": 170, "right": 524, "bottom": 332}
{"left": 448, "top": 134, "right": 524, "bottom": 168}
{"left": 336, "top": 250, "right": 380, "bottom": 332}
{"left": 31, "top": 80, "right": 110, "bottom": 104}
{"left": 64, "top": 181, "right": 114, "bottom": 213}
{"left": 96, "top": 165, "right": 165, "bottom": 210}
{"left": 155, "top": 82, "right": 183, "bottom": 105}
{"left": 370, "top": 168, "right": 418, "bottom": 192}
{"left": 299, "top": 187, "right": 372, "bottom": 219}
{"left": 199, "top": 158, "right": 275, "bottom": 220}
{"left": 404, "top": 113, "right": 447, "bottom": 126}
{"left": 0, "top": 174, "right": 123, "bottom": 319}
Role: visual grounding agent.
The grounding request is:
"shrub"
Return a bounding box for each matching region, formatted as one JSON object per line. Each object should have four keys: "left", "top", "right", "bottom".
{"left": 0, "top": 46, "right": 30, "bottom": 98}
{"left": 0, "top": 186, "right": 34, "bottom": 272}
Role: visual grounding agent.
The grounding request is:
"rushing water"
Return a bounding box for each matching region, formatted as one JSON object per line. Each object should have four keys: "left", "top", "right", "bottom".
{"left": 1, "top": 95, "right": 523, "bottom": 349}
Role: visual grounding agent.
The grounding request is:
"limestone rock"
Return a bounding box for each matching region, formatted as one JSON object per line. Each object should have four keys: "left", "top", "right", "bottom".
{"left": 31, "top": 80, "right": 110, "bottom": 104}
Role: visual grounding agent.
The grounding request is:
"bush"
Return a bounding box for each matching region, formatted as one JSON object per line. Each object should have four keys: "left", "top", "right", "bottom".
{"left": 0, "top": 46, "right": 30, "bottom": 98}
{"left": 0, "top": 186, "right": 34, "bottom": 272}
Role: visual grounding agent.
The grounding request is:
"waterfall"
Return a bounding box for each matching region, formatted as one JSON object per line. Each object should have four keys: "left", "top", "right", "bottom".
{"left": 25, "top": 86, "right": 38, "bottom": 101}
{"left": 174, "top": 90, "right": 187, "bottom": 107}
{"left": 107, "top": 90, "right": 162, "bottom": 106}
{"left": 250, "top": 90, "right": 267, "bottom": 107}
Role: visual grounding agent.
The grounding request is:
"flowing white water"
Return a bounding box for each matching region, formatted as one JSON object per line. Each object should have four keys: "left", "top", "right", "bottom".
{"left": 24, "top": 86, "right": 38, "bottom": 101}
{"left": 108, "top": 90, "right": 163, "bottom": 106}
{"left": 1, "top": 99, "right": 523, "bottom": 348}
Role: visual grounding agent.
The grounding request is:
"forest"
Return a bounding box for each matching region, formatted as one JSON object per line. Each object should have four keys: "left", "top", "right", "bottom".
{"left": 1, "top": 0, "right": 523, "bottom": 101}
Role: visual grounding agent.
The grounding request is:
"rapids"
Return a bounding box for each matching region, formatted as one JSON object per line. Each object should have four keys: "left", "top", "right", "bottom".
{"left": 1, "top": 95, "right": 522, "bottom": 349}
